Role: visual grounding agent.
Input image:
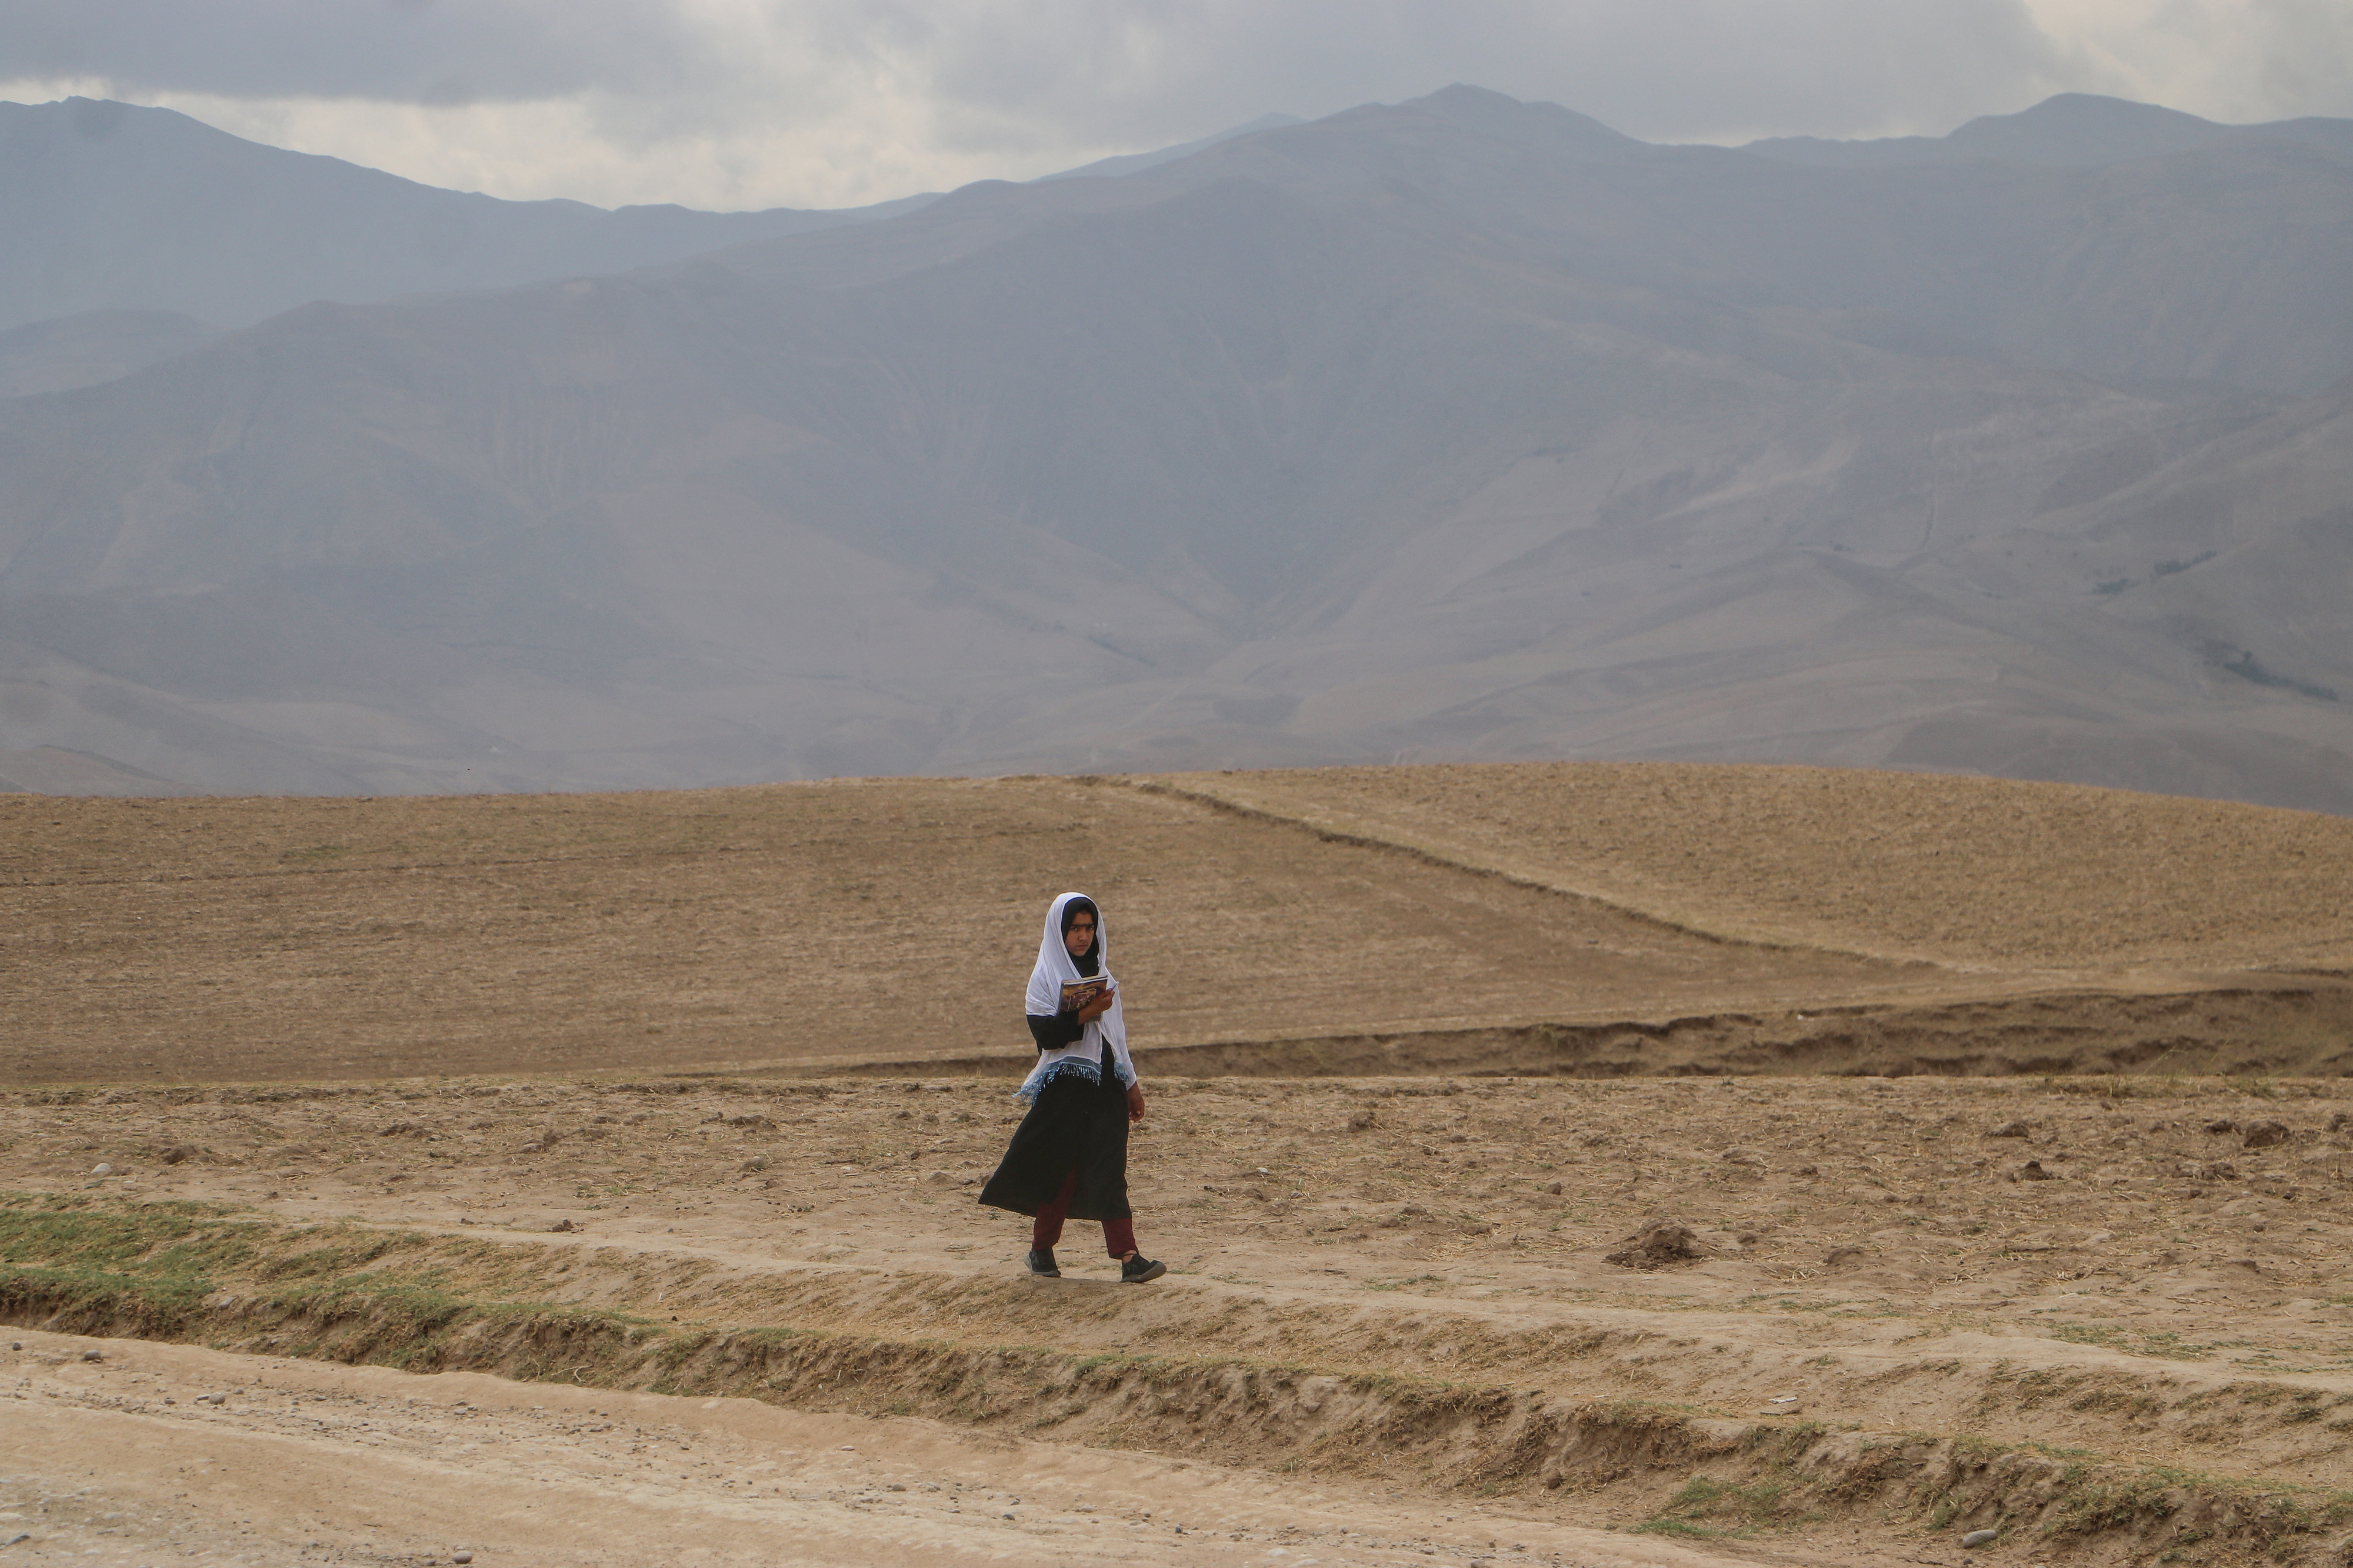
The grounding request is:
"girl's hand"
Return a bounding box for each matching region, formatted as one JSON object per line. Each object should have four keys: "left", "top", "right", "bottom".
{"left": 1076, "top": 984, "right": 1117, "bottom": 1023}
{"left": 1126, "top": 1083, "right": 1146, "bottom": 1122}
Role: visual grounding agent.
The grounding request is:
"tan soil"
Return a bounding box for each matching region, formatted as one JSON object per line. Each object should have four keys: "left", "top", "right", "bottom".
{"left": 0, "top": 1329, "right": 1768, "bottom": 1567}
{"left": 9, "top": 761, "right": 2353, "bottom": 1565}
{"left": 8, "top": 1069, "right": 2353, "bottom": 1563}
{"left": 1162, "top": 763, "right": 2353, "bottom": 972}
{"left": 0, "top": 772, "right": 1915, "bottom": 1085}
{"left": 6, "top": 763, "right": 2349, "bottom": 1086}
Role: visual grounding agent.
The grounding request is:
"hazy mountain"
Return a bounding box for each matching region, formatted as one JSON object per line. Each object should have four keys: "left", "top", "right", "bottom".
{"left": 2, "top": 87, "right": 2349, "bottom": 808}
{"left": 0, "top": 96, "right": 936, "bottom": 336}
{"left": 1746, "top": 92, "right": 2353, "bottom": 168}
{"left": 0, "top": 308, "right": 217, "bottom": 396}
{"left": 1035, "top": 113, "right": 1306, "bottom": 182}
{"left": 0, "top": 98, "right": 1314, "bottom": 389}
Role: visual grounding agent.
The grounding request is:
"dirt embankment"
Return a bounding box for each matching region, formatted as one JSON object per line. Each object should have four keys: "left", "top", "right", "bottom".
{"left": 822, "top": 985, "right": 2353, "bottom": 1082}
{"left": 11, "top": 1329, "right": 1705, "bottom": 1568}
{"left": 0, "top": 1271, "right": 2325, "bottom": 1563}
{"left": 8, "top": 1071, "right": 2353, "bottom": 1563}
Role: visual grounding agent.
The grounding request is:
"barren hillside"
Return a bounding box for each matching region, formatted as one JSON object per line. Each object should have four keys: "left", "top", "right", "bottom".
{"left": 7, "top": 92, "right": 2352, "bottom": 805}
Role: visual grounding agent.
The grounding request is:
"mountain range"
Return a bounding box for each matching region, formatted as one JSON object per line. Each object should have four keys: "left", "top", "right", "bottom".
{"left": 1, "top": 88, "right": 2348, "bottom": 808}
{"left": 0, "top": 96, "right": 935, "bottom": 342}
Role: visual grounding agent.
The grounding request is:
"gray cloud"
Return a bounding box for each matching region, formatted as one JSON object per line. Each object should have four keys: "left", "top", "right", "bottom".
{"left": 1, "top": 0, "right": 2346, "bottom": 209}
{"left": 0, "top": 0, "right": 2081, "bottom": 134}
{"left": 898, "top": 1, "right": 2081, "bottom": 148}
{"left": 0, "top": 1, "right": 728, "bottom": 101}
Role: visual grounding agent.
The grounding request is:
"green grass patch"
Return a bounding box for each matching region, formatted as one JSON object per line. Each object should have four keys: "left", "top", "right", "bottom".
{"left": 0, "top": 1192, "right": 263, "bottom": 1276}
{"left": 1635, "top": 1474, "right": 1812, "bottom": 1539}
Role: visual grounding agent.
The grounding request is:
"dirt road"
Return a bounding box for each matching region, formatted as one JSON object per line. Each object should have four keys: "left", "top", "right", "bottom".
{"left": 1, "top": 1329, "right": 1791, "bottom": 1568}
{"left": 6, "top": 1069, "right": 2352, "bottom": 1563}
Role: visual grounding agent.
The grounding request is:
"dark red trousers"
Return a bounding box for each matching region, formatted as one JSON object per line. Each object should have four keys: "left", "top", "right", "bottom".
{"left": 1031, "top": 1168, "right": 1136, "bottom": 1257}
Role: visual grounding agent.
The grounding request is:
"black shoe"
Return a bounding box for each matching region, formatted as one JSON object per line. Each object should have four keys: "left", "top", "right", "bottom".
{"left": 1026, "top": 1247, "right": 1060, "bottom": 1277}
{"left": 1119, "top": 1253, "right": 1166, "bottom": 1285}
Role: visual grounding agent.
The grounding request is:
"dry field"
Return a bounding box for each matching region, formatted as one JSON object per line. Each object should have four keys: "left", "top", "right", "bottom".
{"left": 4, "top": 762, "right": 2353, "bottom": 1566}
{"left": 8, "top": 763, "right": 2352, "bottom": 1085}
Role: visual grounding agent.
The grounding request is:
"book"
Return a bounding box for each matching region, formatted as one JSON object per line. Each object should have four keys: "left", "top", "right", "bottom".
{"left": 1058, "top": 976, "right": 1112, "bottom": 1013}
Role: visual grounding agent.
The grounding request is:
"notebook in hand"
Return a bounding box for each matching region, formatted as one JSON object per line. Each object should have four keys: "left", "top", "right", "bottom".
{"left": 1058, "top": 976, "right": 1112, "bottom": 1013}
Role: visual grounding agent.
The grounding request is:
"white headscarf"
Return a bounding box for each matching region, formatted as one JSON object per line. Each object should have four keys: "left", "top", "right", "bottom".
{"left": 1016, "top": 890, "right": 1136, "bottom": 1101}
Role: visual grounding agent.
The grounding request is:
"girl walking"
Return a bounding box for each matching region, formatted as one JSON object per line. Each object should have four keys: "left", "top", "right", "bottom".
{"left": 978, "top": 892, "right": 1166, "bottom": 1283}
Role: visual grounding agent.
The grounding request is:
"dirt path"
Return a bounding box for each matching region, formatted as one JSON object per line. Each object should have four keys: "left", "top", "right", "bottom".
{"left": 0, "top": 1329, "right": 1804, "bottom": 1568}
{"left": 8, "top": 1072, "right": 2353, "bottom": 1563}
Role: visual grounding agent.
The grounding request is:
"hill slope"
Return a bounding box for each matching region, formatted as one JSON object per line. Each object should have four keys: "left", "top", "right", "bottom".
{"left": 2, "top": 90, "right": 2350, "bottom": 802}
{"left": 1745, "top": 90, "right": 2353, "bottom": 168}
{"left": 0, "top": 96, "right": 932, "bottom": 337}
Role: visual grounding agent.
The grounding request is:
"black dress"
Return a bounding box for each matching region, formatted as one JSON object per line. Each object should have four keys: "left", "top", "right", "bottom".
{"left": 977, "top": 1037, "right": 1133, "bottom": 1222}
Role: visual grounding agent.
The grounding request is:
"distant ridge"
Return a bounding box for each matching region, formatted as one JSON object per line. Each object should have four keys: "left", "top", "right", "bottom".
{"left": 1035, "top": 113, "right": 1305, "bottom": 182}
{"left": 0, "top": 96, "right": 938, "bottom": 335}
{"left": 0, "top": 308, "right": 216, "bottom": 396}
{"left": 2, "top": 86, "right": 2350, "bottom": 808}
{"left": 0, "top": 96, "right": 1320, "bottom": 362}
{"left": 1744, "top": 91, "right": 2353, "bottom": 167}
{"left": 1402, "top": 82, "right": 1648, "bottom": 160}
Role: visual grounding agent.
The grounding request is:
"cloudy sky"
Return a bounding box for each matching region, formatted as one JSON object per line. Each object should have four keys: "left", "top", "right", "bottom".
{"left": 3, "top": 0, "right": 2349, "bottom": 211}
